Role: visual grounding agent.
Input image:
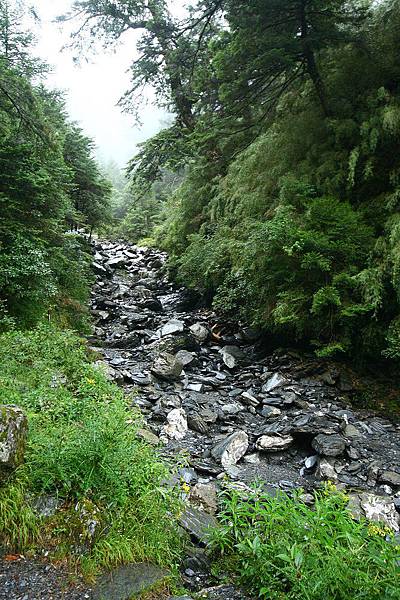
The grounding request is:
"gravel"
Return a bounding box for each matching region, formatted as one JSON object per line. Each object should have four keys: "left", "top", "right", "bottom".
{"left": 0, "top": 558, "right": 93, "bottom": 599}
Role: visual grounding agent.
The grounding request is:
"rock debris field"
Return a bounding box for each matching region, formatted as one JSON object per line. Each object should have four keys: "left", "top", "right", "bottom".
{"left": 2, "top": 239, "right": 400, "bottom": 600}
{"left": 91, "top": 240, "right": 400, "bottom": 536}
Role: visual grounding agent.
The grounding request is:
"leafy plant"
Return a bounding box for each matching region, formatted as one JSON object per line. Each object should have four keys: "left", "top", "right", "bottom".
{"left": 210, "top": 485, "right": 400, "bottom": 599}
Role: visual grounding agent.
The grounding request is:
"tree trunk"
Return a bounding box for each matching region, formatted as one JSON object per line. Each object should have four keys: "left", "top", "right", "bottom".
{"left": 299, "top": 0, "right": 331, "bottom": 117}
{"left": 147, "top": 3, "right": 195, "bottom": 130}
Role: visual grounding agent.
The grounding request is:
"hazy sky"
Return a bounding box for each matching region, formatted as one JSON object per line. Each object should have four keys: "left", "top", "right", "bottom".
{"left": 33, "top": 0, "right": 181, "bottom": 168}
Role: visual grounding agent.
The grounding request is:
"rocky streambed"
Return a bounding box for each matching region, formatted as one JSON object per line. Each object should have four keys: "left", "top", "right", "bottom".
{"left": 3, "top": 238, "right": 399, "bottom": 600}
{"left": 88, "top": 239, "right": 400, "bottom": 595}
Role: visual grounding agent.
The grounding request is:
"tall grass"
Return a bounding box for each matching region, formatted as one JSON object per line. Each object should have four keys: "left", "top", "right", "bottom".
{"left": 0, "top": 325, "right": 184, "bottom": 577}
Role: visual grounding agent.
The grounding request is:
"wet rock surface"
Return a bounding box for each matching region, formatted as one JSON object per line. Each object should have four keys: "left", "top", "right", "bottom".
{"left": 92, "top": 563, "right": 169, "bottom": 600}
{"left": 0, "top": 558, "right": 92, "bottom": 600}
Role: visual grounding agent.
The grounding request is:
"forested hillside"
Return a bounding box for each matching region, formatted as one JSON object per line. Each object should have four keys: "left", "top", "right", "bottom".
{"left": 69, "top": 0, "right": 400, "bottom": 366}
{"left": 0, "top": 0, "right": 111, "bottom": 330}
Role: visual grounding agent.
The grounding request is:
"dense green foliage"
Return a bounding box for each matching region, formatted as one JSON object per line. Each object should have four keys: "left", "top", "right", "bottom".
{"left": 211, "top": 485, "right": 399, "bottom": 599}
{"left": 69, "top": 0, "right": 400, "bottom": 364}
{"left": 0, "top": 0, "right": 111, "bottom": 330}
{"left": 118, "top": 170, "right": 184, "bottom": 243}
{"left": 0, "top": 325, "right": 183, "bottom": 576}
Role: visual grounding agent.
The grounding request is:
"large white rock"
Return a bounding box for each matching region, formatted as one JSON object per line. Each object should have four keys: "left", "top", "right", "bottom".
{"left": 211, "top": 431, "right": 249, "bottom": 468}
{"left": 348, "top": 492, "right": 400, "bottom": 532}
{"left": 162, "top": 408, "right": 188, "bottom": 441}
{"left": 189, "top": 323, "right": 209, "bottom": 342}
{"left": 256, "top": 434, "right": 293, "bottom": 452}
{"left": 317, "top": 458, "right": 338, "bottom": 480}
{"left": 219, "top": 345, "right": 245, "bottom": 369}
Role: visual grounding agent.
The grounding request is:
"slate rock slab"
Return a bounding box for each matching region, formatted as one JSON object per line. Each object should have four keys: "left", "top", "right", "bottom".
{"left": 92, "top": 563, "right": 169, "bottom": 600}
{"left": 179, "top": 506, "right": 217, "bottom": 544}
{"left": 262, "top": 373, "right": 289, "bottom": 393}
{"left": 159, "top": 318, "right": 185, "bottom": 337}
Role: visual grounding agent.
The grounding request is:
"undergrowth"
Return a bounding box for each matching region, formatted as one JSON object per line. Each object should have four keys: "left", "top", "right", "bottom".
{"left": 0, "top": 325, "right": 184, "bottom": 578}
{"left": 210, "top": 485, "right": 400, "bottom": 600}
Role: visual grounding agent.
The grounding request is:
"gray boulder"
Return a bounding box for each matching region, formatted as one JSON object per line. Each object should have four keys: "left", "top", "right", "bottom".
{"left": 190, "top": 482, "right": 218, "bottom": 514}
{"left": 378, "top": 471, "right": 400, "bottom": 487}
{"left": 312, "top": 434, "right": 346, "bottom": 457}
{"left": 157, "top": 333, "right": 199, "bottom": 354}
{"left": 151, "top": 352, "right": 183, "bottom": 381}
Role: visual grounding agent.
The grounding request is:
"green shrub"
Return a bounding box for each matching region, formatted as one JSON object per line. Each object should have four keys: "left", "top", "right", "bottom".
{"left": 0, "top": 325, "right": 184, "bottom": 575}
{"left": 170, "top": 192, "right": 387, "bottom": 358}
{"left": 0, "top": 232, "right": 93, "bottom": 332}
{"left": 210, "top": 485, "right": 400, "bottom": 600}
{"left": 0, "top": 233, "right": 57, "bottom": 328}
